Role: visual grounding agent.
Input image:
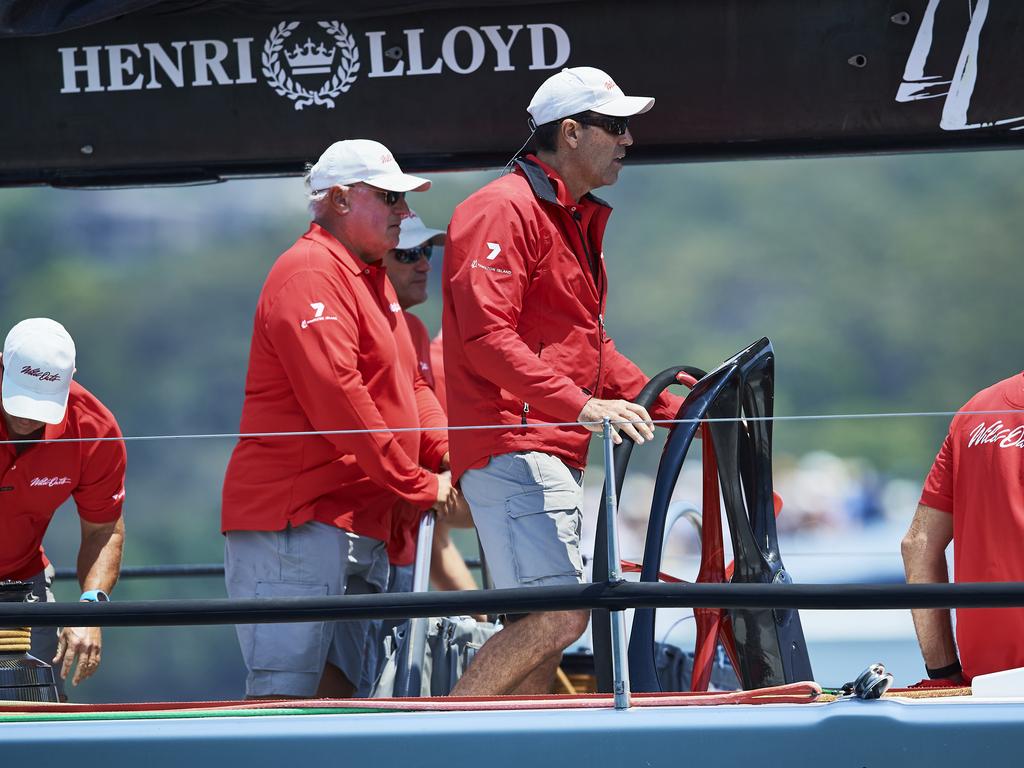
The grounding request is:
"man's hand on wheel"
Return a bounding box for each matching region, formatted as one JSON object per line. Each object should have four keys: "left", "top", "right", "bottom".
{"left": 577, "top": 398, "right": 655, "bottom": 445}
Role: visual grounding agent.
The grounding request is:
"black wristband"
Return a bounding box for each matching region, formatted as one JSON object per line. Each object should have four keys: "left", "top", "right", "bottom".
{"left": 926, "top": 660, "right": 962, "bottom": 680}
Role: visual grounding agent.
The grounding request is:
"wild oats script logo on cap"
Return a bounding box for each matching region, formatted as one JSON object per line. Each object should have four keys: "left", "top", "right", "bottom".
{"left": 262, "top": 21, "right": 360, "bottom": 110}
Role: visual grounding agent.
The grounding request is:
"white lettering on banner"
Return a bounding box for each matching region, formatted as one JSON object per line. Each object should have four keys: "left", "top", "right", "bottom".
{"left": 367, "top": 22, "right": 568, "bottom": 79}
{"left": 30, "top": 476, "right": 72, "bottom": 488}
{"left": 481, "top": 25, "right": 522, "bottom": 72}
{"left": 60, "top": 38, "right": 255, "bottom": 93}
{"left": 967, "top": 421, "right": 1024, "bottom": 449}
{"left": 57, "top": 20, "right": 571, "bottom": 107}
{"left": 145, "top": 42, "right": 187, "bottom": 88}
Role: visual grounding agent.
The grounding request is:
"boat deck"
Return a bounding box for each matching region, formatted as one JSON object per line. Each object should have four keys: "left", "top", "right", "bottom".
{"left": 2, "top": 687, "right": 1020, "bottom": 767}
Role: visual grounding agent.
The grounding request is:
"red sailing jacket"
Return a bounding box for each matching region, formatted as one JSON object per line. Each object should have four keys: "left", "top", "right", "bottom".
{"left": 442, "top": 155, "right": 684, "bottom": 480}
{"left": 221, "top": 223, "right": 447, "bottom": 543}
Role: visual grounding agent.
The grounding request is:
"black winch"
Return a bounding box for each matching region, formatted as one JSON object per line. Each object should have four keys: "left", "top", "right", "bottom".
{"left": 0, "top": 581, "right": 59, "bottom": 702}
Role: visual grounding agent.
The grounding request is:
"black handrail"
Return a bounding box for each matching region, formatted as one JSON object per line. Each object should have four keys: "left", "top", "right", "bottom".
{"left": 4, "top": 581, "right": 1024, "bottom": 628}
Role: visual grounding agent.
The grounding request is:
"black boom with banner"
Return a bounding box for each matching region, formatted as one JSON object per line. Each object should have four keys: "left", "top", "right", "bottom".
{"left": 2, "top": 0, "right": 1023, "bottom": 185}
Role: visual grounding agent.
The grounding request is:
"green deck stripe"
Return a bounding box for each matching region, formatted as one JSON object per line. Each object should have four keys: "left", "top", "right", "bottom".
{"left": 0, "top": 706, "right": 397, "bottom": 723}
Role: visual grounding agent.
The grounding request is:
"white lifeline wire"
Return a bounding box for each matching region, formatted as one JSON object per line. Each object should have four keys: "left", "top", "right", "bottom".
{"left": 2, "top": 408, "right": 1023, "bottom": 446}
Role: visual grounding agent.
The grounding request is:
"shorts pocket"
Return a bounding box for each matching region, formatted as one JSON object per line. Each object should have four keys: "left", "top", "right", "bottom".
{"left": 251, "top": 580, "right": 329, "bottom": 674}
{"left": 505, "top": 489, "right": 584, "bottom": 584}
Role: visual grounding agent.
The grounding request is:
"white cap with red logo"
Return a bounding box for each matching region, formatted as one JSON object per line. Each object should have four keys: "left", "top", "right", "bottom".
{"left": 2, "top": 318, "right": 76, "bottom": 425}
{"left": 398, "top": 210, "right": 446, "bottom": 249}
{"left": 527, "top": 66, "right": 655, "bottom": 127}
{"left": 308, "top": 139, "right": 431, "bottom": 194}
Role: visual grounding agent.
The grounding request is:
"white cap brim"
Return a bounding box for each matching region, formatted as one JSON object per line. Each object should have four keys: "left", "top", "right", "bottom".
{"left": 1, "top": 375, "right": 69, "bottom": 425}
{"left": 398, "top": 226, "right": 445, "bottom": 250}
{"left": 366, "top": 172, "right": 431, "bottom": 193}
{"left": 592, "top": 94, "right": 655, "bottom": 118}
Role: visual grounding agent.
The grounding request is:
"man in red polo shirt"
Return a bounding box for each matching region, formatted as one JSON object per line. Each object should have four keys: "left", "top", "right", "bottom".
{"left": 1, "top": 317, "right": 126, "bottom": 699}
{"left": 382, "top": 211, "right": 477, "bottom": 596}
{"left": 222, "top": 140, "right": 454, "bottom": 699}
{"left": 902, "top": 371, "right": 1024, "bottom": 685}
{"left": 443, "top": 67, "right": 685, "bottom": 696}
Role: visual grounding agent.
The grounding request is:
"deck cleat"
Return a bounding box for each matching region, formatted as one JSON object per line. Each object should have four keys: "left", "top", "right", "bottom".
{"left": 841, "top": 663, "right": 895, "bottom": 700}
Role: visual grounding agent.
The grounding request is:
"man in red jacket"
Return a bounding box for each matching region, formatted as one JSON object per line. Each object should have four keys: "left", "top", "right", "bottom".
{"left": 443, "top": 67, "right": 685, "bottom": 695}
{"left": 902, "top": 371, "right": 1024, "bottom": 685}
{"left": 222, "top": 140, "right": 454, "bottom": 699}
{"left": 1, "top": 317, "right": 126, "bottom": 699}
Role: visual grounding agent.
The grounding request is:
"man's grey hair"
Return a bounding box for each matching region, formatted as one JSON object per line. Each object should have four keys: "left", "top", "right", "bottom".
{"left": 304, "top": 162, "right": 331, "bottom": 218}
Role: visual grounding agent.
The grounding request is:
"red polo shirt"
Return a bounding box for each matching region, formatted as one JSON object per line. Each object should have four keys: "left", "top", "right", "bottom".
{"left": 0, "top": 377, "right": 126, "bottom": 580}
{"left": 221, "top": 223, "right": 448, "bottom": 543}
{"left": 920, "top": 372, "right": 1024, "bottom": 681}
{"left": 388, "top": 312, "right": 442, "bottom": 567}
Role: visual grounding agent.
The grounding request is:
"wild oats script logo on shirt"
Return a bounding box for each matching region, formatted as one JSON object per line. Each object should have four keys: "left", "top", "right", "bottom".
{"left": 30, "top": 476, "right": 72, "bottom": 488}
{"left": 968, "top": 421, "right": 1024, "bottom": 450}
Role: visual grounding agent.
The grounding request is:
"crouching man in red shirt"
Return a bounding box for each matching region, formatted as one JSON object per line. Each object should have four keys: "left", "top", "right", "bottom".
{"left": 902, "top": 371, "right": 1024, "bottom": 685}
{"left": 222, "top": 140, "right": 454, "bottom": 699}
{"left": 1, "top": 318, "right": 126, "bottom": 699}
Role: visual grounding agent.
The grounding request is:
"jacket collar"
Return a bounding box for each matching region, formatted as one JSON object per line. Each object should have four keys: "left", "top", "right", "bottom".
{"left": 515, "top": 155, "right": 612, "bottom": 211}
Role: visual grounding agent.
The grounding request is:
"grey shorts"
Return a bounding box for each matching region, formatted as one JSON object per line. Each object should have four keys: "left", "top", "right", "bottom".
{"left": 224, "top": 521, "right": 388, "bottom": 697}
{"left": 358, "top": 562, "right": 416, "bottom": 696}
{"left": 26, "top": 564, "right": 64, "bottom": 699}
{"left": 461, "top": 452, "right": 584, "bottom": 590}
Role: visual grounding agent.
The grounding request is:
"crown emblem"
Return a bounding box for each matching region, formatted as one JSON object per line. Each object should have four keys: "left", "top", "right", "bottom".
{"left": 263, "top": 21, "right": 360, "bottom": 110}
{"left": 285, "top": 38, "right": 337, "bottom": 75}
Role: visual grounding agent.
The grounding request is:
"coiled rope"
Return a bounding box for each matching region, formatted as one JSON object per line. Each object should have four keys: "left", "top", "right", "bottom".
{"left": 0, "top": 627, "right": 31, "bottom": 653}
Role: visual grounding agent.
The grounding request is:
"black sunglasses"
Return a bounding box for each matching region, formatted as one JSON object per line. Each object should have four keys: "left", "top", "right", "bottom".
{"left": 370, "top": 189, "right": 406, "bottom": 206}
{"left": 392, "top": 243, "right": 434, "bottom": 264}
{"left": 568, "top": 113, "right": 630, "bottom": 136}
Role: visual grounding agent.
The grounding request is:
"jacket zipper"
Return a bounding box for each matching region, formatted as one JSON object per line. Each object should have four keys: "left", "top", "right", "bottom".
{"left": 521, "top": 342, "right": 545, "bottom": 425}
{"left": 570, "top": 208, "right": 605, "bottom": 396}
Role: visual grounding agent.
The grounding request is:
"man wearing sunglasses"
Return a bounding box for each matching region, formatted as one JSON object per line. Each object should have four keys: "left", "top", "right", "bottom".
{"left": 443, "top": 67, "right": 686, "bottom": 696}
{"left": 222, "top": 139, "right": 456, "bottom": 700}
{"left": 382, "top": 212, "right": 479, "bottom": 594}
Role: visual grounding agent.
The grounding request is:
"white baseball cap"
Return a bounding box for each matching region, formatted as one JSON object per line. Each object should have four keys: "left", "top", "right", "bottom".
{"left": 527, "top": 66, "right": 654, "bottom": 127}
{"left": 398, "top": 210, "right": 446, "bottom": 249}
{"left": 2, "top": 318, "right": 76, "bottom": 425}
{"left": 308, "top": 139, "right": 430, "bottom": 193}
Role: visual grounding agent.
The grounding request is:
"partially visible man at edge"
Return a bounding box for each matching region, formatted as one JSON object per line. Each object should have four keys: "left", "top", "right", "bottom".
{"left": 902, "top": 370, "right": 1024, "bottom": 686}
{"left": 0, "top": 317, "right": 126, "bottom": 700}
{"left": 221, "top": 139, "right": 455, "bottom": 699}
{"left": 384, "top": 211, "right": 478, "bottom": 597}
{"left": 442, "top": 67, "right": 685, "bottom": 696}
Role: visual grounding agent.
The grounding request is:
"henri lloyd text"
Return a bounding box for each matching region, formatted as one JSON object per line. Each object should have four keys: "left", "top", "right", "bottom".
{"left": 57, "top": 21, "right": 570, "bottom": 98}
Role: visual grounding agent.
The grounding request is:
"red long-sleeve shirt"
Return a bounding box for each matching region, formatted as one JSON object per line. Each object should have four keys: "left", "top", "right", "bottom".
{"left": 221, "top": 223, "right": 447, "bottom": 543}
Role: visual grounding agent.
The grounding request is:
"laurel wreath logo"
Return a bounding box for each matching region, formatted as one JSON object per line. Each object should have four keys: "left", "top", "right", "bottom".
{"left": 262, "top": 20, "right": 361, "bottom": 110}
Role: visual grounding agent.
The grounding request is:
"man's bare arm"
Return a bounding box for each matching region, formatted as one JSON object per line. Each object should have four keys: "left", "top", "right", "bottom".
{"left": 901, "top": 503, "right": 961, "bottom": 679}
{"left": 55, "top": 517, "right": 124, "bottom": 686}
